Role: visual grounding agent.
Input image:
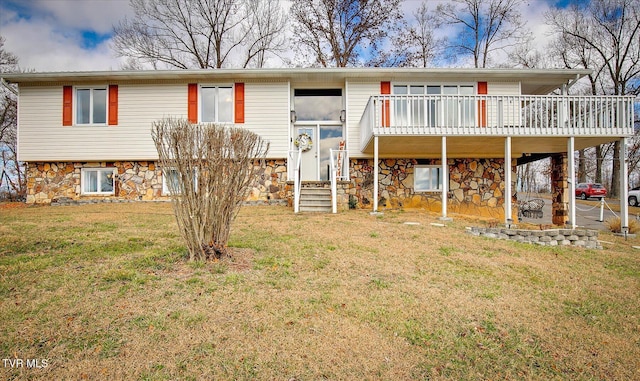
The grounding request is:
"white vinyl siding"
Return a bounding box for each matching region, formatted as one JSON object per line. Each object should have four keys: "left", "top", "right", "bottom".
{"left": 243, "top": 82, "right": 290, "bottom": 158}
{"left": 487, "top": 82, "right": 520, "bottom": 127}
{"left": 18, "top": 82, "right": 290, "bottom": 162}
{"left": 18, "top": 84, "right": 187, "bottom": 162}
{"left": 346, "top": 81, "right": 379, "bottom": 158}
{"left": 487, "top": 82, "right": 520, "bottom": 96}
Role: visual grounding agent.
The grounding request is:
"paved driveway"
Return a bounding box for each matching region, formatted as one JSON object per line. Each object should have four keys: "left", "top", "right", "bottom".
{"left": 519, "top": 195, "right": 638, "bottom": 231}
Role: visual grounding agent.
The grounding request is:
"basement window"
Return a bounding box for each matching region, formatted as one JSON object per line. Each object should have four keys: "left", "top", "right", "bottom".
{"left": 162, "top": 168, "right": 198, "bottom": 195}
{"left": 415, "top": 165, "right": 442, "bottom": 192}
{"left": 81, "top": 168, "right": 115, "bottom": 195}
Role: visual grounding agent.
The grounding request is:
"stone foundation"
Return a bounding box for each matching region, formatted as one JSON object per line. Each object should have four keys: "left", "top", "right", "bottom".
{"left": 26, "top": 160, "right": 289, "bottom": 204}
{"left": 467, "top": 227, "right": 601, "bottom": 249}
{"left": 347, "top": 158, "right": 516, "bottom": 219}
{"left": 26, "top": 161, "right": 165, "bottom": 204}
{"left": 26, "top": 157, "right": 519, "bottom": 220}
{"left": 246, "top": 159, "right": 289, "bottom": 202}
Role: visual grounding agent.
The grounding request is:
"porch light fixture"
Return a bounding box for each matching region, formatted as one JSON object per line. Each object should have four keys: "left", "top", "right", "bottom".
{"left": 290, "top": 110, "right": 297, "bottom": 123}
{"left": 340, "top": 109, "right": 346, "bottom": 122}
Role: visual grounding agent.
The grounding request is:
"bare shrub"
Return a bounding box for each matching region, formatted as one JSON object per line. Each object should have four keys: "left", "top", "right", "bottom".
{"left": 152, "top": 118, "right": 269, "bottom": 261}
{"left": 604, "top": 217, "right": 640, "bottom": 234}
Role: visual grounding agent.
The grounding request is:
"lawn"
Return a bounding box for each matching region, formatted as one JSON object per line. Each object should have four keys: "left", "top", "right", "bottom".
{"left": 1, "top": 203, "right": 639, "bottom": 380}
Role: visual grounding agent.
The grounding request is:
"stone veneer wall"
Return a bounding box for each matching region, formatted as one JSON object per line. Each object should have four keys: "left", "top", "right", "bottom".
{"left": 26, "top": 160, "right": 289, "bottom": 204}
{"left": 26, "top": 158, "right": 516, "bottom": 219}
{"left": 348, "top": 158, "right": 516, "bottom": 219}
{"left": 467, "top": 227, "right": 601, "bottom": 249}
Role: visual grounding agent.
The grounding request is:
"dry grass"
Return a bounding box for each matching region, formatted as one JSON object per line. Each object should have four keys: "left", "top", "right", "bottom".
{"left": 1, "top": 203, "right": 639, "bottom": 380}
{"left": 604, "top": 216, "right": 640, "bottom": 234}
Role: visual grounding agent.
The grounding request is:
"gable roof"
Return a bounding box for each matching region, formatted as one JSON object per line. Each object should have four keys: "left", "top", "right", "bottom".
{"left": 2, "top": 67, "right": 591, "bottom": 95}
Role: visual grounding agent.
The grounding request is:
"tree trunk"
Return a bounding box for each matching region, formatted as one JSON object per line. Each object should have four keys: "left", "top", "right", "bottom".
{"left": 577, "top": 149, "right": 587, "bottom": 183}
{"left": 595, "top": 145, "right": 603, "bottom": 184}
{"left": 610, "top": 141, "right": 620, "bottom": 198}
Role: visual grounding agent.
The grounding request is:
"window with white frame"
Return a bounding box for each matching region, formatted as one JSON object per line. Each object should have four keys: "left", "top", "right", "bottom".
{"left": 201, "top": 85, "right": 233, "bottom": 123}
{"left": 393, "top": 84, "right": 475, "bottom": 127}
{"left": 81, "top": 168, "right": 115, "bottom": 195}
{"left": 76, "top": 87, "right": 107, "bottom": 125}
{"left": 414, "top": 165, "right": 442, "bottom": 192}
{"left": 162, "top": 168, "right": 198, "bottom": 195}
{"left": 162, "top": 168, "right": 180, "bottom": 195}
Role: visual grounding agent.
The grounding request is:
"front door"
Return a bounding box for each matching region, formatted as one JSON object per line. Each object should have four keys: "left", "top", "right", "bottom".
{"left": 295, "top": 126, "right": 317, "bottom": 181}
{"left": 294, "top": 124, "right": 344, "bottom": 181}
{"left": 292, "top": 88, "right": 344, "bottom": 181}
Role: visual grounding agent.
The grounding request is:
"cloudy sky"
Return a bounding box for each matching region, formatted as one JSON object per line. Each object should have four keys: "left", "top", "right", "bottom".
{"left": 0, "top": 0, "right": 571, "bottom": 72}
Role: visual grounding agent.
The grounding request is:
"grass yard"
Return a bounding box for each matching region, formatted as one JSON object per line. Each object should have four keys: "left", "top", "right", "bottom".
{"left": 1, "top": 203, "right": 639, "bottom": 380}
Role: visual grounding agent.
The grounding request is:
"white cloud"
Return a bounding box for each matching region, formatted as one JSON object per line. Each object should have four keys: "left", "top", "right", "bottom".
{"left": 33, "top": 0, "right": 132, "bottom": 34}
{"left": 0, "top": 0, "right": 569, "bottom": 72}
{"left": 0, "top": 0, "right": 131, "bottom": 71}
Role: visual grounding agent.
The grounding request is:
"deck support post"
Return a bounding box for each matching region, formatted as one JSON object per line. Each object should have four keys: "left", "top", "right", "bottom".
{"left": 440, "top": 136, "right": 449, "bottom": 220}
{"left": 620, "top": 137, "right": 629, "bottom": 235}
{"left": 568, "top": 136, "right": 576, "bottom": 229}
{"left": 504, "top": 136, "right": 512, "bottom": 224}
{"left": 373, "top": 135, "right": 379, "bottom": 212}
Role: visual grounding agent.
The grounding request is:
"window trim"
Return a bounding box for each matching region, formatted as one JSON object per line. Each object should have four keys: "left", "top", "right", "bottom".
{"left": 392, "top": 83, "right": 477, "bottom": 127}
{"left": 74, "top": 86, "right": 109, "bottom": 126}
{"left": 162, "top": 168, "right": 198, "bottom": 195}
{"left": 414, "top": 165, "right": 442, "bottom": 192}
{"left": 199, "top": 84, "right": 234, "bottom": 123}
{"left": 80, "top": 167, "right": 115, "bottom": 195}
{"left": 392, "top": 83, "right": 477, "bottom": 94}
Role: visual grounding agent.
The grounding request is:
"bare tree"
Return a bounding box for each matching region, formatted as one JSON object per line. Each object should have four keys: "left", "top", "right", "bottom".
{"left": 242, "top": 0, "right": 287, "bottom": 68}
{"left": 0, "top": 36, "right": 24, "bottom": 200}
{"left": 405, "top": 2, "right": 444, "bottom": 68}
{"left": 113, "top": 0, "right": 287, "bottom": 69}
{"left": 290, "top": 0, "right": 404, "bottom": 67}
{"left": 547, "top": 0, "right": 640, "bottom": 197}
{"left": 152, "top": 118, "right": 269, "bottom": 261}
{"left": 435, "top": 0, "right": 528, "bottom": 68}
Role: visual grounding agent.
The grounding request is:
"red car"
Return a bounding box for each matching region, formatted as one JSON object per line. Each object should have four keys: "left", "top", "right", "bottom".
{"left": 575, "top": 183, "right": 607, "bottom": 200}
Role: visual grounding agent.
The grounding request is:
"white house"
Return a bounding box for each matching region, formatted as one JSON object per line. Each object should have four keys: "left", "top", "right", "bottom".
{"left": 2, "top": 68, "right": 634, "bottom": 228}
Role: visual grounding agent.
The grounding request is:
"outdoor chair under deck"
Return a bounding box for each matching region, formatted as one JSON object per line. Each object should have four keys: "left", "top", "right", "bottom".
{"left": 518, "top": 198, "right": 545, "bottom": 219}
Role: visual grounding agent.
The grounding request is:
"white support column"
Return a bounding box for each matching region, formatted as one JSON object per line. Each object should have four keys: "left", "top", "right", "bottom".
{"left": 568, "top": 137, "right": 576, "bottom": 229}
{"left": 440, "top": 136, "right": 449, "bottom": 220}
{"left": 504, "top": 137, "right": 512, "bottom": 224}
{"left": 373, "top": 135, "right": 379, "bottom": 213}
{"left": 620, "top": 137, "right": 629, "bottom": 234}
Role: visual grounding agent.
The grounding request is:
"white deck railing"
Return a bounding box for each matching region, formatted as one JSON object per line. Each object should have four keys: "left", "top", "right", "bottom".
{"left": 287, "top": 149, "right": 302, "bottom": 213}
{"left": 360, "top": 95, "right": 636, "bottom": 151}
{"left": 329, "top": 149, "right": 349, "bottom": 214}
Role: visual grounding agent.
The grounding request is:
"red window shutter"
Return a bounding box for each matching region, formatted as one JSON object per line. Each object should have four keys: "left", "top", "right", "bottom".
{"left": 478, "top": 82, "right": 488, "bottom": 127}
{"left": 380, "top": 81, "right": 391, "bottom": 95}
{"left": 477, "top": 82, "right": 488, "bottom": 94}
{"left": 381, "top": 81, "right": 391, "bottom": 127}
{"left": 234, "top": 83, "right": 245, "bottom": 123}
{"left": 108, "top": 85, "right": 118, "bottom": 125}
{"left": 188, "top": 83, "right": 198, "bottom": 123}
{"left": 62, "top": 86, "right": 73, "bottom": 126}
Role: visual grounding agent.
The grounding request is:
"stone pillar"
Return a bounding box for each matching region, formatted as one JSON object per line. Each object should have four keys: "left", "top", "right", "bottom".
{"left": 551, "top": 153, "right": 569, "bottom": 226}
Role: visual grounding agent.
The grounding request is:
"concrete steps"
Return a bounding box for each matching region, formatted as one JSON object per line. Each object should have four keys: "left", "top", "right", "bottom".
{"left": 299, "top": 186, "right": 332, "bottom": 213}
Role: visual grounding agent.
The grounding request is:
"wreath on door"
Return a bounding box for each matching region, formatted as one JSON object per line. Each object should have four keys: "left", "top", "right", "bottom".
{"left": 294, "top": 132, "right": 313, "bottom": 152}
